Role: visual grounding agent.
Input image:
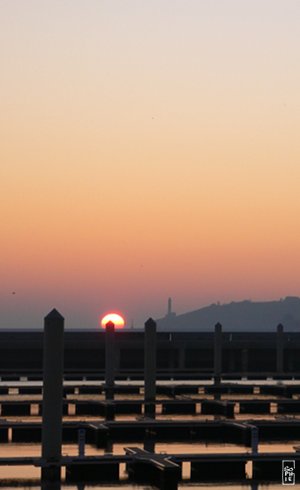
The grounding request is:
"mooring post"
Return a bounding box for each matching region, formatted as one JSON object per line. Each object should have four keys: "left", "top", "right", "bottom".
{"left": 276, "top": 323, "right": 284, "bottom": 375}
{"left": 41, "top": 309, "right": 64, "bottom": 482}
{"left": 105, "top": 321, "right": 115, "bottom": 400}
{"left": 214, "top": 323, "right": 222, "bottom": 389}
{"left": 241, "top": 348, "right": 248, "bottom": 376}
{"left": 251, "top": 425, "right": 259, "bottom": 454}
{"left": 144, "top": 317, "right": 157, "bottom": 418}
{"left": 104, "top": 438, "right": 113, "bottom": 454}
{"left": 78, "top": 428, "right": 86, "bottom": 457}
{"left": 144, "top": 428, "right": 155, "bottom": 452}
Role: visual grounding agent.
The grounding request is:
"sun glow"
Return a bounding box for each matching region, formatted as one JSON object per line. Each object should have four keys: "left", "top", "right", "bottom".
{"left": 100, "top": 313, "right": 125, "bottom": 329}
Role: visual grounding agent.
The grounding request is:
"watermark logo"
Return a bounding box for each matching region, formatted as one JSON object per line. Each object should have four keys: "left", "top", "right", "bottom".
{"left": 282, "top": 460, "right": 295, "bottom": 485}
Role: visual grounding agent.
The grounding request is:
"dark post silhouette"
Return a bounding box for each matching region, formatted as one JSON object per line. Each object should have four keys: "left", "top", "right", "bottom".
{"left": 276, "top": 323, "right": 284, "bottom": 375}
{"left": 41, "top": 481, "right": 61, "bottom": 490}
{"left": 144, "top": 428, "right": 156, "bottom": 452}
{"left": 144, "top": 317, "right": 156, "bottom": 418}
{"left": 251, "top": 425, "right": 259, "bottom": 454}
{"left": 241, "top": 348, "right": 248, "bottom": 375}
{"left": 105, "top": 321, "right": 115, "bottom": 400}
{"left": 78, "top": 428, "right": 85, "bottom": 457}
{"left": 214, "top": 322, "right": 222, "bottom": 386}
{"left": 41, "top": 309, "right": 64, "bottom": 482}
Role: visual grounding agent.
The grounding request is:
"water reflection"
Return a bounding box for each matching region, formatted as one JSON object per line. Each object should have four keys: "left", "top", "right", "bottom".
{"left": 1, "top": 440, "right": 300, "bottom": 479}
{"left": 1, "top": 381, "right": 300, "bottom": 489}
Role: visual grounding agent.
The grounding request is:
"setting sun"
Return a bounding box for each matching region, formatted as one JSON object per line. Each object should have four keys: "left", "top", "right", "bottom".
{"left": 100, "top": 313, "right": 125, "bottom": 329}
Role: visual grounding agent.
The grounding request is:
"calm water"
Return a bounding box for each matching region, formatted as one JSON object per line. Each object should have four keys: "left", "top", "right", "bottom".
{"left": 1, "top": 440, "right": 299, "bottom": 488}
{"left": 1, "top": 380, "right": 300, "bottom": 489}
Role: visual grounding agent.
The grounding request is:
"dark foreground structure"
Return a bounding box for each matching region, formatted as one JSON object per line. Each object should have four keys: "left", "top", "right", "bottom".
{"left": 1, "top": 313, "right": 300, "bottom": 488}
{"left": 0, "top": 326, "right": 299, "bottom": 378}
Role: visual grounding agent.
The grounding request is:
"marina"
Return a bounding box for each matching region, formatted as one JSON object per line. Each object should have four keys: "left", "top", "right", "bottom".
{"left": 1, "top": 378, "right": 300, "bottom": 488}
{"left": 1, "top": 315, "right": 300, "bottom": 488}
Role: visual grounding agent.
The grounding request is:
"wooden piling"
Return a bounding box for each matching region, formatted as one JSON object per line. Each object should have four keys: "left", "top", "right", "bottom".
{"left": 214, "top": 323, "right": 222, "bottom": 387}
{"left": 105, "top": 321, "right": 115, "bottom": 400}
{"left": 144, "top": 318, "right": 157, "bottom": 418}
{"left": 276, "top": 323, "right": 284, "bottom": 375}
{"left": 41, "top": 309, "right": 64, "bottom": 482}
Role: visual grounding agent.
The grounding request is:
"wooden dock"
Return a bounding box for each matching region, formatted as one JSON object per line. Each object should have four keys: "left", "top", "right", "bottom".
{"left": 2, "top": 380, "right": 300, "bottom": 486}
{"left": 0, "top": 449, "right": 299, "bottom": 486}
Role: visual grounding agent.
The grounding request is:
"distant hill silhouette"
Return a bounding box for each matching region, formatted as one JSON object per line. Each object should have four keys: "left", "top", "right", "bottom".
{"left": 156, "top": 297, "right": 300, "bottom": 331}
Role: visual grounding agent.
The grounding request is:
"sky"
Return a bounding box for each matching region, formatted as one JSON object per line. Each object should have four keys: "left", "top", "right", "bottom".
{"left": 1, "top": 0, "right": 300, "bottom": 329}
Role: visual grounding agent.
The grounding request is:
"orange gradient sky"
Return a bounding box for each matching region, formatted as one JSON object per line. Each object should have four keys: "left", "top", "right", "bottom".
{"left": 1, "top": 1, "right": 300, "bottom": 328}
